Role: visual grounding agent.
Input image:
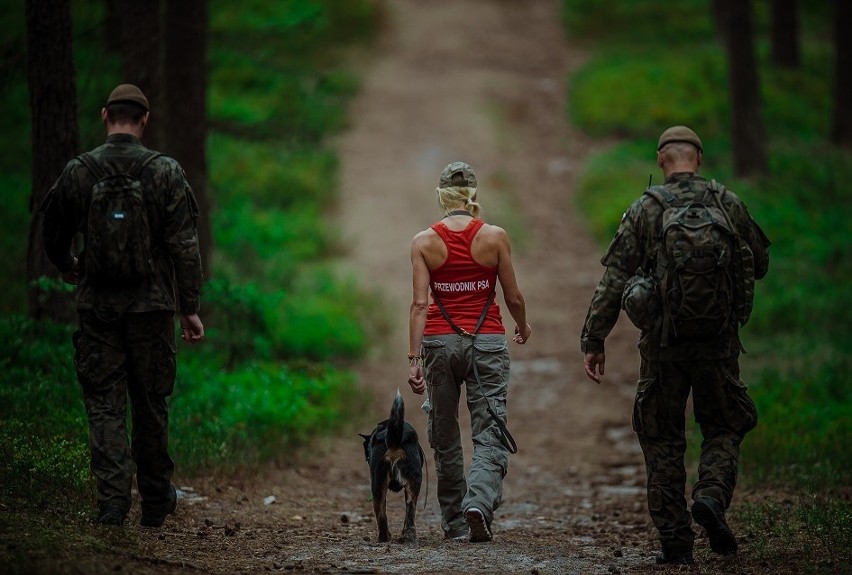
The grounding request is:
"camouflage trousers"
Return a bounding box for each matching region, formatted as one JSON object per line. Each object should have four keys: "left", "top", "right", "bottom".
{"left": 421, "top": 334, "right": 510, "bottom": 538}
{"left": 633, "top": 356, "right": 758, "bottom": 554}
{"left": 73, "top": 310, "right": 177, "bottom": 516}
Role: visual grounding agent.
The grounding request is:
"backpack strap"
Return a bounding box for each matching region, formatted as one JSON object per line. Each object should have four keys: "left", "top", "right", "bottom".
{"left": 642, "top": 185, "right": 678, "bottom": 347}
{"left": 127, "top": 150, "right": 162, "bottom": 178}
{"left": 76, "top": 152, "right": 106, "bottom": 181}
{"left": 76, "top": 150, "right": 161, "bottom": 180}
{"left": 643, "top": 184, "right": 678, "bottom": 208}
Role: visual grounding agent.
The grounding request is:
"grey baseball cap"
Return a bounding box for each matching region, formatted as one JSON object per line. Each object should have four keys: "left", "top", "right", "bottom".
{"left": 439, "top": 161, "right": 477, "bottom": 188}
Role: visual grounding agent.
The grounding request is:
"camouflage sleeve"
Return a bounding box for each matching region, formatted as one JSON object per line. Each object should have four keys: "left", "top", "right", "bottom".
{"left": 742, "top": 209, "right": 770, "bottom": 280}
{"left": 161, "top": 160, "right": 203, "bottom": 315}
{"left": 580, "top": 201, "right": 646, "bottom": 353}
{"left": 40, "top": 160, "right": 84, "bottom": 274}
{"left": 724, "top": 190, "right": 771, "bottom": 280}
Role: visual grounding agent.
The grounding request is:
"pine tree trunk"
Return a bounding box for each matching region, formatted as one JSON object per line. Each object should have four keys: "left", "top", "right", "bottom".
{"left": 25, "top": 0, "right": 79, "bottom": 323}
{"left": 831, "top": 0, "right": 852, "bottom": 148}
{"left": 719, "top": 0, "right": 768, "bottom": 177}
{"left": 121, "top": 0, "right": 163, "bottom": 150}
{"left": 770, "top": 0, "right": 800, "bottom": 68}
{"left": 163, "top": 0, "right": 212, "bottom": 279}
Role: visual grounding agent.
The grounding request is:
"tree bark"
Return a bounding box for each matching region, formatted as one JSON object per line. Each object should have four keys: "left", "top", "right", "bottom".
{"left": 25, "top": 0, "right": 79, "bottom": 322}
{"left": 718, "top": 0, "right": 768, "bottom": 177}
{"left": 120, "top": 0, "right": 163, "bottom": 150}
{"left": 770, "top": 0, "right": 800, "bottom": 68}
{"left": 163, "top": 0, "right": 212, "bottom": 279}
{"left": 831, "top": 0, "right": 852, "bottom": 148}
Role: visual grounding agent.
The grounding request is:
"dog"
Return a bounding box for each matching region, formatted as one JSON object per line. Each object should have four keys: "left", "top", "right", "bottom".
{"left": 359, "top": 390, "right": 425, "bottom": 543}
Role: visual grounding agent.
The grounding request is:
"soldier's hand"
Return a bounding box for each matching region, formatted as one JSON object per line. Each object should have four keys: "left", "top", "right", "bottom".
{"left": 180, "top": 313, "right": 204, "bottom": 344}
{"left": 584, "top": 352, "right": 605, "bottom": 384}
{"left": 61, "top": 257, "right": 80, "bottom": 285}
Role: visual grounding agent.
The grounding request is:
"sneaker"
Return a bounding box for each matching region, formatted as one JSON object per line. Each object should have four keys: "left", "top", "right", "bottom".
{"left": 655, "top": 550, "right": 695, "bottom": 565}
{"left": 140, "top": 484, "right": 177, "bottom": 528}
{"left": 692, "top": 496, "right": 738, "bottom": 555}
{"left": 464, "top": 507, "right": 492, "bottom": 543}
{"left": 95, "top": 508, "right": 126, "bottom": 526}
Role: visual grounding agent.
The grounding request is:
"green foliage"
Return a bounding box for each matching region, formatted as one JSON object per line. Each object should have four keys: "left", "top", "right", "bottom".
{"left": 562, "top": 0, "right": 713, "bottom": 46}
{"left": 569, "top": 48, "right": 728, "bottom": 139}
{"left": 171, "top": 356, "right": 368, "bottom": 473}
{"left": 735, "top": 495, "right": 852, "bottom": 573}
{"left": 0, "top": 317, "right": 92, "bottom": 506}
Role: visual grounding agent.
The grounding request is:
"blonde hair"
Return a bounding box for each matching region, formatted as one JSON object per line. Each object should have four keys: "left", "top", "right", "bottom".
{"left": 436, "top": 186, "right": 481, "bottom": 218}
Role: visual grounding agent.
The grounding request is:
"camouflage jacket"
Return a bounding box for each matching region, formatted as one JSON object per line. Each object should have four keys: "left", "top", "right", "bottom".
{"left": 41, "top": 133, "right": 203, "bottom": 315}
{"left": 580, "top": 172, "right": 770, "bottom": 361}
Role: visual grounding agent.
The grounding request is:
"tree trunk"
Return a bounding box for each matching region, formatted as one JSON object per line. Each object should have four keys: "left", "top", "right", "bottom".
{"left": 770, "top": 0, "right": 800, "bottom": 68}
{"left": 120, "top": 0, "right": 163, "bottom": 150}
{"left": 25, "top": 0, "right": 79, "bottom": 323}
{"left": 711, "top": 0, "right": 728, "bottom": 43}
{"left": 719, "top": 0, "right": 768, "bottom": 177}
{"left": 163, "top": 0, "right": 212, "bottom": 279}
{"left": 831, "top": 0, "right": 852, "bottom": 148}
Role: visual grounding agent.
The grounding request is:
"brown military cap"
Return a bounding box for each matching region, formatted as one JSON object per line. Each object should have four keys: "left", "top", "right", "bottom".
{"left": 657, "top": 125, "right": 702, "bottom": 151}
{"left": 106, "top": 84, "right": 149, "bottom": 111}
{"left": 439, "top": 161, "right": 477, "bottom": 188}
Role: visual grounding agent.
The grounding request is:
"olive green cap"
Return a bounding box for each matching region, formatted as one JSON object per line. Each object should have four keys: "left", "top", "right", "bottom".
{"left": 657, "top": 125, "right": 702, "bottom": 151}
{"left": 438, "top": 161, "right": 477, "bottom": 188}
{"left": 106, "top": 84, "right": 149, "bottom": 111}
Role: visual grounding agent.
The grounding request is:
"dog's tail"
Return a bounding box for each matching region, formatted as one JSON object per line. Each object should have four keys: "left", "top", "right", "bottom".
{"left": 385, "top": 389, "right": 405, "bottom": 455}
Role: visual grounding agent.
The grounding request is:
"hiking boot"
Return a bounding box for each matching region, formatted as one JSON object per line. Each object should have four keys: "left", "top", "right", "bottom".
{"left": 464, "top": 507, "right": 492, "bottom": 543}
{"left": 140, "top": 484, "right": 177, "bottom": 528}
{"left": 692, "top": 496, "right": 738, "bottom": 555}
{"left": 95, "top": 508, "right": 126, "bottom": 526}
{"left": 655, "top": 550, "right": 695, "bottom": 565}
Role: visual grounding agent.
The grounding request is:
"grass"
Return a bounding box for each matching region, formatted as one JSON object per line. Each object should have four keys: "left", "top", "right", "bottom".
{"left": 566, "top": 0, "right": 850, "bottom": 572}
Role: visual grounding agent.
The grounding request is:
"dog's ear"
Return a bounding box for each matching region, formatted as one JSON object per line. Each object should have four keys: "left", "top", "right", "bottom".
{"left": 358, "top": 433, "right": 371, "bottom": 441}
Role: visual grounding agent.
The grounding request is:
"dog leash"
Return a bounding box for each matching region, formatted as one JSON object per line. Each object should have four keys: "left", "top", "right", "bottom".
{"left": 429, "top": 285, "right": 518, "bottom": 454}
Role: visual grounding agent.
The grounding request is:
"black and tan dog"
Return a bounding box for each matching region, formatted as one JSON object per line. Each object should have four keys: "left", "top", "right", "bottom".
{"left": 359, "top": 390, "right": 425, "bottom": 543}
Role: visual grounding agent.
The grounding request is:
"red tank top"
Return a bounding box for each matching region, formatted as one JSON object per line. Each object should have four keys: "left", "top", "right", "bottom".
{"left": 424, "top": 218, "right": 504, "bottom": 335}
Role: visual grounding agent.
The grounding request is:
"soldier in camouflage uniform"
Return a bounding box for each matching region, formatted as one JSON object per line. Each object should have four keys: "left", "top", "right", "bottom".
{"left": 40, "top": 84, "right": 204, "bottom": 528}
{"left": 580, "top": 126, "right": 770, "bottom": 564}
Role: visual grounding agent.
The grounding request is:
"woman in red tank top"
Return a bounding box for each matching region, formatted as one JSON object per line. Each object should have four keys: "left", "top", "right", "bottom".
{"left": 407, "top": 161, "right": 531, "bottom": 543}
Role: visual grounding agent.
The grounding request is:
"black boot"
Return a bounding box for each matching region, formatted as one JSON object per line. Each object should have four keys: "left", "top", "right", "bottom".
{"left": 692, "top": 496, "right": 737, "bottom": 555}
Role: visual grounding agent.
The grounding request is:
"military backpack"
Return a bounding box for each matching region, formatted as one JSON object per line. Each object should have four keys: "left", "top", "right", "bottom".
{"left": 625, "top": 180, "right": 755, "bottom": 345}
{"left": 77, "top": 151, "right": 161, "bottom": 283}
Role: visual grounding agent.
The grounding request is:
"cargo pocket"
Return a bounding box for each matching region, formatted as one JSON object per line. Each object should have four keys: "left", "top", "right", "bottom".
{"left": 150, "top": 331, "right": 177, "bottom": 397}
{"left": 73, "top": 329, "right": 116, "bottom": 392}
{"left": 725, "top": 374, "right": 758, "bottom": 434}
{"left": 472, "top": 338, "right": 509, "bottom": 379}
{"left": 422, "top": 339, "right": 448, "bottom": 387}
{"left": 632, "top": 376, "right": 660, "bottom": 438}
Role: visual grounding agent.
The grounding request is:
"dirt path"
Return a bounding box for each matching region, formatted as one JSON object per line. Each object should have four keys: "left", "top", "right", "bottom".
{"left": 111, "top": 1, "right": 672, "bottom": 573}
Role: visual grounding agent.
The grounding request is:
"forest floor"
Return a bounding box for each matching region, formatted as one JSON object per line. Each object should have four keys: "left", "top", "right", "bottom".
{"left": 4, "top": 1, "right": 796, "bottom": 574}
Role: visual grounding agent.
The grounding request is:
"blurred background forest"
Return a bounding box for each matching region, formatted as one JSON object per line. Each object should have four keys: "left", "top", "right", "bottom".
{"left": 0, "top": 0, "right": 850, "bottom": 571}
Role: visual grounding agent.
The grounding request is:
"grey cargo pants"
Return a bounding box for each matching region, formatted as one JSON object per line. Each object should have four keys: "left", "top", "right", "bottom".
{"left": 422, "top": 333, "right": 510, "bottom": 538}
